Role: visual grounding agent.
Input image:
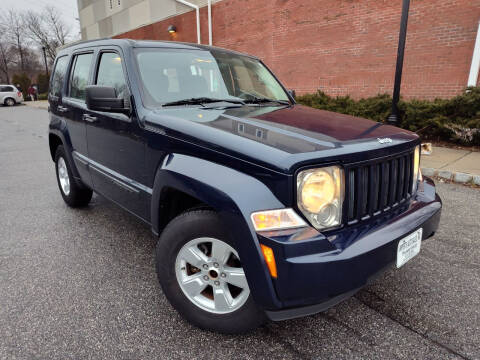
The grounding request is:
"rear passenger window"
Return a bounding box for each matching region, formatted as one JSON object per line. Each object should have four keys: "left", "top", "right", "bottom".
{"left": 96, "top": 52, "right": 127, "bottom": 97}
{"left": 70, "top": 53, "right": 93, "bottom": 100}
{"left": 1, "top": 86, "right": 14, "bottom": 92}
{"left": 50, "top": 56, "right": 69, "bottom": 97}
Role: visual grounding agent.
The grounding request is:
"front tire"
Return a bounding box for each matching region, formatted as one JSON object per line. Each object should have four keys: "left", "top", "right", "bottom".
{"left": 156, "top": 210, "right": 266, "bottom": 333}
{"left": 54, "top": 145, "right": 92, "bottom": 207}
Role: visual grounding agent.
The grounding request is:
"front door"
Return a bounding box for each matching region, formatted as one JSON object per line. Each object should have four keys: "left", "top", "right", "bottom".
{"left": 85, "top": 49, "right": 148, "bottom": 220}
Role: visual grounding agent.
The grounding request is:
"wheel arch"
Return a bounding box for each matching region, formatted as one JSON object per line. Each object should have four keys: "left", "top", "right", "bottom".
{"left": 48, "top": 129, "right": 84, "bottom": 187}
{"left": 156, "top": 186, "right": 213, "bottom": 232}
{"left": 49, "top": 133, "right": 63, "bottom": 161}
{"left": 151, "top": 153, "right": 285, "bottom": 309}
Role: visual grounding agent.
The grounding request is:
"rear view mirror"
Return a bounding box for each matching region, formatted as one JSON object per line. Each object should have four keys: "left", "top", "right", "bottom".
{"left": 288, "top": 89, "right": 296, "bottom": 100}
{"left": 85, "top": 86, "right": 128, "bottom": 114}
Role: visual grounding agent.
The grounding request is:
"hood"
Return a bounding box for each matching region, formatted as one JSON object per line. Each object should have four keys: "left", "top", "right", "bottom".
{"left": 145, "top": 104, "right": 419, "bottom": 173}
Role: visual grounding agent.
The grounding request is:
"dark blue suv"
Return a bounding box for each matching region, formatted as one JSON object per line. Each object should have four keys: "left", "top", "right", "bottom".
{"left": 48, "top": 39, "right": 441, "bottom": 333}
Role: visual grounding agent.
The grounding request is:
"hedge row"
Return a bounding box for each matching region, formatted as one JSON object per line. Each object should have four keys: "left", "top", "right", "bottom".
{"left": 296, "top": 87, "right": 480, "bottom": 146}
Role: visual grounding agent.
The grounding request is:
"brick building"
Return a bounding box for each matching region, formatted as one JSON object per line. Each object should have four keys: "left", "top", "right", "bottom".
{"left": 78, "top": 0, "right": 480, "bottom": 100}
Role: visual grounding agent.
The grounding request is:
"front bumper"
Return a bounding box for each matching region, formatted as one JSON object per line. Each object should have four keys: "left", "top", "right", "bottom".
{"left": 259, "top": 178, "right": 441, "bottom": 320}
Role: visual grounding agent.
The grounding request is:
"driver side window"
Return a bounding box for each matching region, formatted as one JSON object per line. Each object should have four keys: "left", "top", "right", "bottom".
{"left": 96, "top": 52, "right": 127, "bottom": 98}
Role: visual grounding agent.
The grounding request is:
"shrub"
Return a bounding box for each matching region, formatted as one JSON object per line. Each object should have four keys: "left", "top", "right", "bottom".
{"left": 37, "top": 73, "right": 49, "bottom": 94}
{"left": 37, "top": 93, "right": 48, "bottom": 100}
{"left": 296, "top": 87, "right": 480, "bottom": 146}
{"left": 12, "top": 73, "right": 31, "bottom": 97}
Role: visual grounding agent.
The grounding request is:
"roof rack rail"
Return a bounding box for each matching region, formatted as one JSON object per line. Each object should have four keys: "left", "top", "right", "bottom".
{"left": 57, "top": 37, "right": 113, "bottom": 51}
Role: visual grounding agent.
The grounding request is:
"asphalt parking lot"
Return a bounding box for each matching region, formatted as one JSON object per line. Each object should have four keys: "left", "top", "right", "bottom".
{"left": 1, "top": 105, "right": 479, "bottom": 360}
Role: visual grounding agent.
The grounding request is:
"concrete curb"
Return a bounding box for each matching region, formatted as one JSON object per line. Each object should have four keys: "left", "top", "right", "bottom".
{"left": 421, "top": 167, "right": 480, "bottom": 185}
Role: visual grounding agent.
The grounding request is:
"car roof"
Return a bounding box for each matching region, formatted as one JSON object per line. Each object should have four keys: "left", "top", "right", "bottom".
{"left": 57, "top": 38, "right": 258, "bottom": 59}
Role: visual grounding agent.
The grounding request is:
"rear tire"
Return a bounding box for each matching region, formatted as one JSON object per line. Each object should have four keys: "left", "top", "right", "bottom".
{"left": 54, "top": 145, "right": 92, "bottom": 207}
{"left": 4, "top": 98, "right": 15, "bottom": 106}
{"left": 156, "top": 209, "right": 266, "bottom": 333}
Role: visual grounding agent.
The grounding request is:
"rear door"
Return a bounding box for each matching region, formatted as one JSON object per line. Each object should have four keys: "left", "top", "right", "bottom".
{"left": 1, "top": 85, "right": 15, "bottom": 104}
{"left": 62, "top": 51, "right": 95, "bottom": 187}
{"left": 85, "top": 48, "right": 148, "bottom": 219}
{"left": 49, "top": 55, "right": 90, "bottom": 186}
{"left": 0, "top": 86, "right": 7, "bottom": 103}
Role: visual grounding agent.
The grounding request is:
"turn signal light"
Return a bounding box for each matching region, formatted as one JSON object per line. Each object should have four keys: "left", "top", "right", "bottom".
{"left": 260, "top": 244, "right": 277, "bottom": 278}
{"left": 251, "top": 208, "right": 306, "bottom": 232}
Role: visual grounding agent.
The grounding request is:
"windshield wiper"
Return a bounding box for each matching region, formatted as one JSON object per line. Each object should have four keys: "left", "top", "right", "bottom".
{"left": 162, "top": 97, "right": 245, "bottom": 107}
{"left": 244, "top": 97, "right": 290, "bottom": 106}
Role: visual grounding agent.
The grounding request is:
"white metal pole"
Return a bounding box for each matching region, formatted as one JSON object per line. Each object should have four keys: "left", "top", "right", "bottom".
{"left": 467, "top": 21, "right": 480, "bottom": 87}
{"left": 196, "top": 7, "right": 201, "bottom": 44}
{"left": 174, "top": 0, "right": 201, "bottom": 44}
{"left": 208, "top": 0, "right": 212, "bottom": 46}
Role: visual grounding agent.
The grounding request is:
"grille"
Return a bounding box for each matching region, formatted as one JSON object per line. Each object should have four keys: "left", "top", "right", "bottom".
{"left": 345, "top": 150, "right": 415, "bottom": 224}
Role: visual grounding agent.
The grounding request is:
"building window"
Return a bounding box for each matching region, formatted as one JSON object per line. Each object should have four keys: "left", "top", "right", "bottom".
{"left": 118, "top": 0, "right": 121, "bottom": 5}
{"left": 109, "top": 0, "right": 112, "bottom": 9}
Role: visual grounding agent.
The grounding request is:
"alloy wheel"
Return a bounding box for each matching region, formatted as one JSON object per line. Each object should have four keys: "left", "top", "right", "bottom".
{"left": 175, "top": 237, "right": 250, "bottom": 314}
{"left": 57, "top": 157, "right": 70, "bottom": 196}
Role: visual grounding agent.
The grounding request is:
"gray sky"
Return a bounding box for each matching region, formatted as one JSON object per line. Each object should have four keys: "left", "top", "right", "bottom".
{"left": 3, "top": 0, "right": 81, "bottom": 38}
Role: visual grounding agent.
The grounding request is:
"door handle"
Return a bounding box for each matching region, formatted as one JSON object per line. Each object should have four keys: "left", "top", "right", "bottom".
{"left": 57, "top": 105, "right": 68, "bottom": 113}
{"left": 83, "top": 114, "right": 98, "bottom": 123}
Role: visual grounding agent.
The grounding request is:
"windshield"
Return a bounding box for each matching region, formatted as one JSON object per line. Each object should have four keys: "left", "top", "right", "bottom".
{"left": 134, "top": 48, "right": 290, "bottom": 107}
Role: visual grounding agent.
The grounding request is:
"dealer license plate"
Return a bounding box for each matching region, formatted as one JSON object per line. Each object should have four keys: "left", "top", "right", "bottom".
{"left": 396, "top": 228, "right": 422, "bottom": 268}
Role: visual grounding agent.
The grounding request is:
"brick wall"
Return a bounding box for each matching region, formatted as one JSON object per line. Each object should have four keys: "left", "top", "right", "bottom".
{"left": 115, "top": 0, "right": 480, "bottom": 100}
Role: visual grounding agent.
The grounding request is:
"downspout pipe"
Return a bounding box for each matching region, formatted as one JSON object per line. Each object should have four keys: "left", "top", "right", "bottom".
{"left": 175, "top": 0, "right": 201, "bottom": 44}
{"left": 208, "top": 0, "right": 212, "bottom": 46}
{"left": 387, "top": 0, "right": 410, "bottom": 125}
{"left": 467, "top": 20, "right": 480, "bottom": 87}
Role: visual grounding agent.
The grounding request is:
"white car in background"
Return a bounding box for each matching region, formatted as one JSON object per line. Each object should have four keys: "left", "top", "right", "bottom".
{"left": 0, "top": 85, "right": 24, "bottom": 106}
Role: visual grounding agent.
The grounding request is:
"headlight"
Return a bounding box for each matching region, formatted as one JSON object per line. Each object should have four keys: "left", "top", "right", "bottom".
{"left": 412, "top": 145, "right": 420, "bottom": 193}
{"left": 297, "top": 166, "right": 344, "bottom": 230}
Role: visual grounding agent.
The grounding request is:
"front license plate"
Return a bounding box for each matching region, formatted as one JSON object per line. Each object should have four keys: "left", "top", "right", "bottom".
{"left": 396, "top": 228, "right": 423, "bottom": 268}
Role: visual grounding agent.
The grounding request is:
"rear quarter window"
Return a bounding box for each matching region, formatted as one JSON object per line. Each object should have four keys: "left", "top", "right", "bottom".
{"left": 50, "top": 56, "right": 70, "bottom": 97}
{"left": 1, "top": 86, "right": 15, "bottom": 92}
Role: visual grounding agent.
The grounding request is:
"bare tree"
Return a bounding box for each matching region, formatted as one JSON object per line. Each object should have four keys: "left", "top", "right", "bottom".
{"left": 46, "top": 6, "right": 71, "bottom": 46}
{"left": 0, "top": 22, "right": 14, "bottom": 83}
{"left": 24, "top": 6, "right": 72, "bottom": 63}
{"left": 0, "top": 10, "right": 28, "bottom": 72}
{"left": 0, "top": 42, "right": 13, "bottom": 83}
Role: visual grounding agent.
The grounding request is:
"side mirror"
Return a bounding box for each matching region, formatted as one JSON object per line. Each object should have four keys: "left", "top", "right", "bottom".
{"left": 85, "top": 86, "right": 128, "bottom": 114}
{"left": 288, "top": 89, "right": 296, "bottom": 100}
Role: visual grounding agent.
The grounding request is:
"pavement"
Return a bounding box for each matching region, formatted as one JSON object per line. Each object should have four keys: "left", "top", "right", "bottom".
{"left": 422, "top": 146, "right": 480, "bottom": 185}
{"left": 24, "top": 100, "right": 48, "bottom": 110}
{"left": 1, "top": 105, "right": 479, "bottom": 359}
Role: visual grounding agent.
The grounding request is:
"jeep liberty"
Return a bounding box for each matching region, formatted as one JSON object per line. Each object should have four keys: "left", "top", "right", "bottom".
{"left": 48, "top": 39, "right": 441, "bottom": 333}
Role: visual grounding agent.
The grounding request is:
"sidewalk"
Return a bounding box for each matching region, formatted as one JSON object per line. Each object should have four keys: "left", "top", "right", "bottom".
{"left": 422, "top": 146, "right": 480, "bottom": 185}
{"left": 24, "top": 100, "right": 48, "bottom": 110}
